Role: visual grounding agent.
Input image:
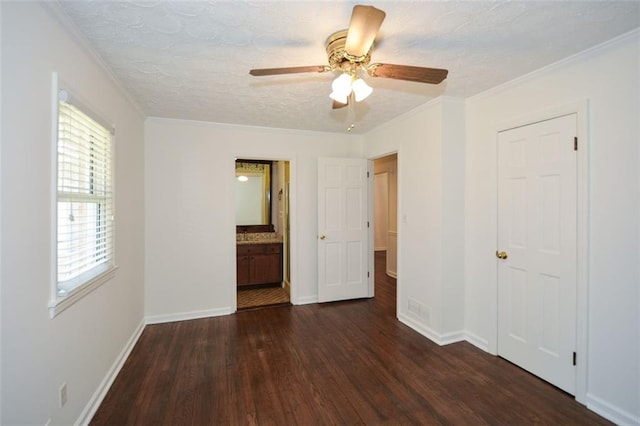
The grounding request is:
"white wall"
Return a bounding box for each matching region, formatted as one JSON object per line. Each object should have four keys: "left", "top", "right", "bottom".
{"left": 373, "top": 172, "right": 389, "bottom": 250}
{"left": 364, "top": 97, "right": 466, "bottom": 343}
{"left": 464, "top": 31, "right": 639, "bottom": 423}
{"left": 441, "top": 100, "right": 466, "bottom": 336}
{"left": 1, "top": 3, "right": 145, "bottom": 424}
{"left": 0, "top": 1, "right": 4, "bottom": 422}
{"left": 144, "top": 118, "right": 362, "bottom": 321}
{"left": 373, "top": 154, "right": 398, "bottom": 234}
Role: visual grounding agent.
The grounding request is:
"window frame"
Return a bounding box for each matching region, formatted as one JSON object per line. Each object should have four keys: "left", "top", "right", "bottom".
{"left": 49, "top": 75, "right": 117, "bottom": 318}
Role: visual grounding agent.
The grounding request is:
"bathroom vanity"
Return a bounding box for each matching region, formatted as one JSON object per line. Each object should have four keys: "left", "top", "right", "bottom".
{"left": 236, "top": 234, "right": 283, "bottom": 287}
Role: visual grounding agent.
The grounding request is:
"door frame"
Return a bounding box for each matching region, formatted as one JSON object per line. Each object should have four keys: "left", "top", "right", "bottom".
{"left": 369, "top": 151, "right": 400, "bottom": 317}
{"left": 232, "top": 154, "right": 297, "bottom": 307}
{"left": 492, "top": 100, "right": 589, "bottom": 404}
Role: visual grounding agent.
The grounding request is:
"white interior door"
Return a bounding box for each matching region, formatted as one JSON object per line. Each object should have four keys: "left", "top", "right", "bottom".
{"left": 318, "top": 157, "right": 370, "bottom": 303}
{"left": 497, "top": 114, "right": 577, "bottom": 395}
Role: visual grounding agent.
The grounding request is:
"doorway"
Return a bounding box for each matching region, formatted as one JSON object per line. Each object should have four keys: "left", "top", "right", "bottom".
{"left": 235, "top": 159, "right": 292, "bottom": 310}
{"left": 373, "top": 154, "right": 398, "bottom": 307}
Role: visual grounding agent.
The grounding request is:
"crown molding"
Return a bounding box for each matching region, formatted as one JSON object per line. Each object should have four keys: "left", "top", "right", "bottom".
{"left": 468, "top": 28, "right": 640, "bottom": 103}
{"left": 41, "top": 1, "right": 146, "bottom": 119}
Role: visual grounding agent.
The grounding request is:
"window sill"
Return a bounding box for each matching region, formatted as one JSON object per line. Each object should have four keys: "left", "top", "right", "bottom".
{"left": 48, "top": 265, "right": 118, "bottom": 318}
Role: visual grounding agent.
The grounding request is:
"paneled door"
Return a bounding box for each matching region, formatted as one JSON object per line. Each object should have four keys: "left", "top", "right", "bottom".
{"left": 318, "top": 158, "right": 371, "bottom": 303}
{"left": 497, "top": 114, "right": 577, "bottom": 395}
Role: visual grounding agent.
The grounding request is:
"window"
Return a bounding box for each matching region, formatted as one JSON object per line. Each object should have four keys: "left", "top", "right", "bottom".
{"left": 56, "top": 98, "right": 114, "bottom": 298}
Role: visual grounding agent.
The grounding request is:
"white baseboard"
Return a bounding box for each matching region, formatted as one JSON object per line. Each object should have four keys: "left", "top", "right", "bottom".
{"left": 398, "top": 313, "right": 465, "bottom": 346}
{"left": 464, "top": 331, "right": 490, "bottom": 353}
{"left": 145, "top": 307, "right": 234, "bottom": 324}
{"left": 586, "top": 393, "right": 640, "bottom": 425}
{"left": 293, "top": 295, "right": 318, "bottom": 305}
{"left": 75, "top": 319, "right": 145, "bottom": 426}
{"left": 439, "top": 330, "right": 467, "bottom": 345}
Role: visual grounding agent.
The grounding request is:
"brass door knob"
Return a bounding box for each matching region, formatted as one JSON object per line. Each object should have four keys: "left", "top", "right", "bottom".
{"left": 320, "top": 235, "right": 326, "bottom": 240}
{"left": 496, "top": 251, "right": 508, "bottom": 260}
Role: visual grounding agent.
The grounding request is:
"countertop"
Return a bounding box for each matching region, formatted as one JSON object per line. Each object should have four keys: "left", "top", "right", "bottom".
{"left": 236, "top": 232, "right": 283, "bottom": 245}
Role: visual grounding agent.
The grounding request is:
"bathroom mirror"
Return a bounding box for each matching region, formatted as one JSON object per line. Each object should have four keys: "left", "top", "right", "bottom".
{"left": 235, "top": 160, "right": 272, "bottom": 229}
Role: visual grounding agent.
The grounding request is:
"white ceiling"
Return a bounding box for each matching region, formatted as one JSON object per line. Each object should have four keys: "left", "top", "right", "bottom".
{"left": 53, "top": 1, "right": 640, "bottom": 134}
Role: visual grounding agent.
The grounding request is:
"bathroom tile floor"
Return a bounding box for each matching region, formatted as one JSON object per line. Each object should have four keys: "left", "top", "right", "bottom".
{"left": 237, "top": 286, "right": 290, "bottom": 310}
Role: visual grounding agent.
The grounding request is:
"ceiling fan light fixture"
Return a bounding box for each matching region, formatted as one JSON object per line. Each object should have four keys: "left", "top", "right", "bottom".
{"left": 329, "top": 90, "right": 349, "bottom": 105}
{"left": 330, "top": 73, "right": 353, "bottom": 104}
{"left": 352, "top": 78, "right": 372, "bottom": 102}
{"left": 332, "top": 73, "right": 353, "bottom": 95}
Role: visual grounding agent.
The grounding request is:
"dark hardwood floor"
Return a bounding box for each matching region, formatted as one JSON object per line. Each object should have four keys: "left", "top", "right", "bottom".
{"left": 91, "top": 252, "right": 609, "bottom": 425}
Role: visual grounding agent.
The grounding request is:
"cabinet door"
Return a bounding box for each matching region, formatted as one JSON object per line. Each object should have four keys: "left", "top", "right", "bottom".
{"left": 237, "top": 255, "right": 251, "bottom": 285}
{"left": 250, "top": 253, "right": 282, "bottom": 284}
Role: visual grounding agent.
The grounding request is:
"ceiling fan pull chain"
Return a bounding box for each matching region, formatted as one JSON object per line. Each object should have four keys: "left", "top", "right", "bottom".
{"left": 347, "top": 93, "right": 356, "bottom": 132}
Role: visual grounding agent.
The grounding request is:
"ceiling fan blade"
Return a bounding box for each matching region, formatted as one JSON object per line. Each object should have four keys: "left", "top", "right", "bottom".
{"left": 344, "top": 5, "right": 386, "bottom": 58}
{"left": 367, "top": 64, "right": 448, "bottom": 84}
{"left": 249, "top": 65, "right": 329, "bottom": 76}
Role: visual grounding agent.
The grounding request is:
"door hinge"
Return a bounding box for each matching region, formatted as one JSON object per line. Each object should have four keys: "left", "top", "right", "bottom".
{"left": 574, "top": 136, "right": 578, "bottom": 151}
{"left": 367, "top": 271, "right": 370, "bottom": 278}
{"left": 367, "top": 221, "right": 370, "bottom": 228}
{"left": 572, "top": 352, "right": 577, "bottom": 366}
{"left": 367, "top": 171, "right": 370, "bottom": 178}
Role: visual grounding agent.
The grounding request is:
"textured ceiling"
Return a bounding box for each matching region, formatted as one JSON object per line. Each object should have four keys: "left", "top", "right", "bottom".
{"left": 53, "top": 1, "right": 640, "bottom": 134}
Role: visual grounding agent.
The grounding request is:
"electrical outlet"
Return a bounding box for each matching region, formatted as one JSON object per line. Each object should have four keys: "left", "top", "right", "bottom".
{"left": 59, "top": 383, "right": 67, "bottom": 408}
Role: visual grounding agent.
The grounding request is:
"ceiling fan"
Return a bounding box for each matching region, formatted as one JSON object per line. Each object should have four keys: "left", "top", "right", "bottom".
{"left": 249, "top": 5, "right": 448, "bottom": 109}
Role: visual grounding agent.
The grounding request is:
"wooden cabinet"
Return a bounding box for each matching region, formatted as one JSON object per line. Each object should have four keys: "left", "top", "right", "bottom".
{"left": 236, "top": 243, "right": 283, "bottom": 287}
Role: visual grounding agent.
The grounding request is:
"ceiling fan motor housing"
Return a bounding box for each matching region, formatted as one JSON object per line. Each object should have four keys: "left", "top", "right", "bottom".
{"left": 326, "top": 29, "right": 371, "bottom": 73}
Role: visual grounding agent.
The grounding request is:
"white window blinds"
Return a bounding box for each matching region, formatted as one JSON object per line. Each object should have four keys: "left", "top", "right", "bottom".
{"left": 57, "top": 100, "right": 114, "bottom": 291}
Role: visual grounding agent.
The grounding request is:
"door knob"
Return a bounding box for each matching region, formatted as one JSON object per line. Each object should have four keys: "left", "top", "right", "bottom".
{"left": 320, "top": 235, "right": 326, "bottom": 240}
{"left": 496, "top": 251, "right": 508, "bottom": 260}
